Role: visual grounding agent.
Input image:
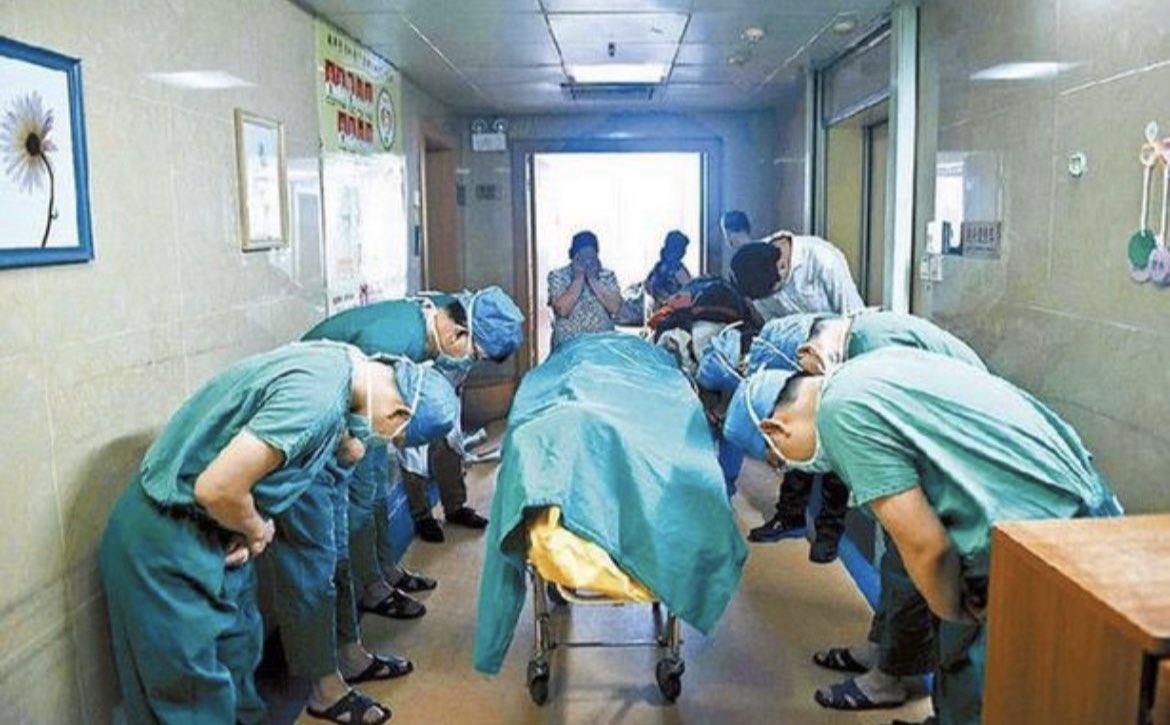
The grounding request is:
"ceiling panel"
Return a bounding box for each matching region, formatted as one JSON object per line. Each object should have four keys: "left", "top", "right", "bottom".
{"left": 439, "top": 40, "right": 561, "bottom": 67}
{"left": 669, "top": 63, "right": 755, "bottom": 84}
{"left": 548, "top": 12, "right": 689, "bottom": 45}
{"left": 393, "top": 0, "right": 541, "bottom": 11}
{"left": 542, "top": 0, "right": 692, "bottom": 9}
{"left": 559, "top": 42, "right": 679, "bottom": 64}
{"left": 676, "top": 43, "right": 732, "bottom": 65}
{"left": 461, "top": 65, "right": 569, "bottom": 86}
{"left": 685, "top": 11, "right": 825, "bottom": 45}
{"left": 401, "top": 8, "right": 551, "bottom": 46}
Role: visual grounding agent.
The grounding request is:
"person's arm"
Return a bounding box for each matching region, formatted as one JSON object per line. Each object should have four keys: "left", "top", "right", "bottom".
{"left": 550, "top": 267, "right": 586, "bottom": 318}
{"left": 869, "top": 486, "right": 972, "bottom": 623}
{"left": 588, "top": 269, "right": 623, "bottom": 316}
{"left": 193, "top": 430, "right": 282, "bottom": 564}
{"left": 822, "top": 247, "right": 866, "bottom": 314}
{"left": 676, "top": 266, "right": 692, "bottom": 286}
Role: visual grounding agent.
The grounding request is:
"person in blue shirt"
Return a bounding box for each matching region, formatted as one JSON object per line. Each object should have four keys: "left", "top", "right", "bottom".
{"left": 99, "top": 343, "right": 458, "bottom": 725}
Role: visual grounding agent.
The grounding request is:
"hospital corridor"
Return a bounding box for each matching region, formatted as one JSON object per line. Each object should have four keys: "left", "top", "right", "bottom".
{"left": 0, "top": 1, "right": 1167, "bottom": 724}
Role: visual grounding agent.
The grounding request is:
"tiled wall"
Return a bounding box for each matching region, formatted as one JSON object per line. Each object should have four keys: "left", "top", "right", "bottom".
{"left": 913, "top": 0, "right": 1170, "bottom": 513}
{"left": 0, "top": 2, "right": 452, "bottom": 721}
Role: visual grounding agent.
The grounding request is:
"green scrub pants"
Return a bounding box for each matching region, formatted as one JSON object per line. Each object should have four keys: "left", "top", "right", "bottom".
{"left": 868, "top": 532, "right": 936, "bottom": 676}
{"left": 348, "top": 443, "right": 414, "bottom": 597}
{"left": 100, "top": 484, "right": 265, "bottom": 725}
{"left": 268, "top": 463, "right": 360, "bottom": 679}
{"left": 403, "top": 438, "right": 468, "bottom": 520}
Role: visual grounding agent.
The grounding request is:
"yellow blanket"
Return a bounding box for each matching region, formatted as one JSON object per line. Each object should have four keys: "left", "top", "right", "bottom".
{"left": 528, "top": 507, "right": 656, "bottom": 602}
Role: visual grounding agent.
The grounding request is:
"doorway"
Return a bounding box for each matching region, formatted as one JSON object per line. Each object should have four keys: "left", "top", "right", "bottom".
{"left": 824, "top": 104, "right": 890, "bottom": 307}
{"left": 421, "top": 123, "right": 459, "bottom": 291}
{"left": 529, "top": 151, "right": 703, "bottom": 362}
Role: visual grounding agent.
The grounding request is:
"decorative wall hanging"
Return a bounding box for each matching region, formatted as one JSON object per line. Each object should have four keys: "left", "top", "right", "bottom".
{"left": 0, "top": 36, "right": 93, "bottom": 269}
{"left": 234, "top": 109, "right": 289, "bottom": 251}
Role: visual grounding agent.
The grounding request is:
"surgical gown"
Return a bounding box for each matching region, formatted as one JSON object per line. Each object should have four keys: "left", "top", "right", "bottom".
{"left": 818, "top": 346, "right": 1121, "bottom": 725}
{"left": 99, "top": 341, "right": 353, "bottom": 725}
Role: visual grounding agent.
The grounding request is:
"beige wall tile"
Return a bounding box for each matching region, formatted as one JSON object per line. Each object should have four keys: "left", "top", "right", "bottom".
{"left": 0, "top": 609, "right": 83, "bottom": 725}
{"left": 0, "top": 355, "right": 65, "bottom": 614}
{"left": 0, "top": 270, "right": 43, "bottom": 358}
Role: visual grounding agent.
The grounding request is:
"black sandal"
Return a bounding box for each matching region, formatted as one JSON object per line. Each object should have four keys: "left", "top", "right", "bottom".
{"left": 812, "top": 646, "right": 870, "bottom": 673}
{"left": 305, "top": 690, "right": 391, "bottom": 724}
{"left": 360, "top": 589, "right": 426, "bottom": 619}
{"left": 345, "top": 653, "right": 414, "bottom": 684}
{"left": 396, "top": 570, "right": 437, "bottom": 593}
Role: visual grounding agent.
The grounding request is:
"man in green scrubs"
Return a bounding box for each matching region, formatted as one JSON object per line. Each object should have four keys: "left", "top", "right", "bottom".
{"left": 99, "top": 342, "right": 458, "bottom": 725}
{"left": 747, "top": 310, "right": 983, "bottom": 710}
{"left": 725, "top": 348, "right": 1122, "bottom": 725}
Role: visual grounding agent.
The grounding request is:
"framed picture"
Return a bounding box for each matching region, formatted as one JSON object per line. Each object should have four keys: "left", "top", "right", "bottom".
{"left": 0, "top": 37, "right": 93, "bottom": 269}
{"left": 234, "top": 109, "right": 289, "bottom": 251}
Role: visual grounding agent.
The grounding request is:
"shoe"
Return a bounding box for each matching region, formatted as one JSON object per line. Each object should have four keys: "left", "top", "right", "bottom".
{"left": 396, "top": 569, "right": 437, "bottom": 593}
{"left": 809, "top": 536, "right": 840, "bottom": 564}
{"left": 747, "top": 515, "right": 807, "bottom": 543}
{"left": 414, "top": 516, "right": 445, "bottom": 543}
{"left": 446, "top": 506, "right": 489, "bottom": 529}
{"left": 359, "top": 589, "right": 427, "bottom": 619}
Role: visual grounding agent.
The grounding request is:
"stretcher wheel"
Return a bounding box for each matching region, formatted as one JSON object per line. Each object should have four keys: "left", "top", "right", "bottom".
{"left": 527, "top": 660, "right": 550, "bottom": 705}
{"left": 655, "top": 658, "right": 685, "bottom": 702}
{"left": 546, "top": 583, "right": 569, "bottom": 606}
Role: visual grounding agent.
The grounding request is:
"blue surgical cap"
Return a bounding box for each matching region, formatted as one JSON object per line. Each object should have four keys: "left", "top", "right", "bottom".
{"left": 723, "top": 369, "right": 798, "bottom": 461}
{"left": 696, "top": 326, "right": 743, "bottom": 393}
{"left": 389, "top": 357, "right": 459, "bottom": 447}
{"left": 459, "top": 286, "right": 525, "bottom": 361}
{"left": 748, "top": 314, "right": 833, "bottom": 373}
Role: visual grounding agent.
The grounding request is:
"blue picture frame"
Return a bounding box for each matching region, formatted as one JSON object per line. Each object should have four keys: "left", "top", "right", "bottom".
{"left": 0, "top": 36, "right": 93, "bottom": 269}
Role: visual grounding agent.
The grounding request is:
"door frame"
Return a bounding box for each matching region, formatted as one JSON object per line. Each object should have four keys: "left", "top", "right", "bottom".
{"left": 508, "top": 137, "right": 723, "bottom": 375}
{"left": 419, "top": 120, "right": 459, "bottom": 291}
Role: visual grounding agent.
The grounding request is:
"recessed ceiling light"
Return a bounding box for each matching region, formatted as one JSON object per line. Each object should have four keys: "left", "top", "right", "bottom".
{"left": 147, "top": 71, "right": 252, "bottom": 90}
{"left": 742, "top": 27, "right": 766, "bottom": 44}
{"left": 568, "top": 63, "right": 667, "bottom": 84}
{"left": 832, "top": 13, "right": 859, "bottom": 35}
{"left": 970, "top": 62, "right": 1078, "bottom": 80}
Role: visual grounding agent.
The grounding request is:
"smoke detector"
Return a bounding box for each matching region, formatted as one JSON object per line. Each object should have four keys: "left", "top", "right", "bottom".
{"left": 742, "top": 27, "right": 766, "bottom": 44}
{"left": 832, "top": 13, "right": 859, "bottom": 35}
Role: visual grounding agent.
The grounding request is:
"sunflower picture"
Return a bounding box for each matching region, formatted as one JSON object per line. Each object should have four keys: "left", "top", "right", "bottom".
{"left": 0, "top": 37, "right": 93, "bottom": 268}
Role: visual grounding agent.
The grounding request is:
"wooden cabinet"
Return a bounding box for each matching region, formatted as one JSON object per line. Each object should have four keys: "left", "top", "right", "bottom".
{"left": 984, "top": 515, "right": 1170, "bottom": 725}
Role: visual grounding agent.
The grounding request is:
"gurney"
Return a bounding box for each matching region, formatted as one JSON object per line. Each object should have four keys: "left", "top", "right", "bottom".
{"left": 473, "top": 332, "right": 747, "bottom": 702}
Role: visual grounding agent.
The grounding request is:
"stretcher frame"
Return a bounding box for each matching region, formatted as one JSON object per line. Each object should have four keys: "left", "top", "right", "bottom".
{"left": 525, "top": 566, "right": 686, "bottom": 705}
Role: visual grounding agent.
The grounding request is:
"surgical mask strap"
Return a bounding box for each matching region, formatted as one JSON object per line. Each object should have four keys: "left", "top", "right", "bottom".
{"left": 744, "top": 375, "right": 789, "bottom": 469}
{"left": 754, "top": 337, "right": 801, "bottom": 372}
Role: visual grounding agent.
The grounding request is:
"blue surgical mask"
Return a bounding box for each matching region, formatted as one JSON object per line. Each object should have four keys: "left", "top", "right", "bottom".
{"left": 786, "top": 428, "right": 834, "bottom": 474}
{"left": 434, "top": 353, "right": 475, "bottom": 385}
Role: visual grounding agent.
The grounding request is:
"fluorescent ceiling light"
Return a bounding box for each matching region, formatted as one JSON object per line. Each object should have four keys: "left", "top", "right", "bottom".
{"left": 568, "top": 63, "right": 667, "bottom": 84}
{"left": 970, "top": 62, "right": 1077, "bottom": 81}
{"left": 147, "top": 71, "right": 253, "bottom": 90}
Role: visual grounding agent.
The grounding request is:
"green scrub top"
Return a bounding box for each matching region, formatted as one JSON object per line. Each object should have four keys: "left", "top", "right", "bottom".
{"left": 847, "top": 311, "right": 986, "bottom": 371}
{"left": 300, "top": 294, "right": 456, "bottom": 361}
{"left": 137, "top": 341, "right": 353, "bottom": 517}
{"left": 818, "top": 347, "right": 1114, "bottom": 576}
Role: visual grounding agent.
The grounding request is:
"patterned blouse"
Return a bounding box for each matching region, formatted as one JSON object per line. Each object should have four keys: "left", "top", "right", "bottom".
{"left": 548, "top": 265, "right": 620, "bottom": 350}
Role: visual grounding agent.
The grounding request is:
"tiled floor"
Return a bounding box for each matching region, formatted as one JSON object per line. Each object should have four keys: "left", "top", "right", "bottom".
{"left": 271, "top": 422, "right": 933, "bottom": 724}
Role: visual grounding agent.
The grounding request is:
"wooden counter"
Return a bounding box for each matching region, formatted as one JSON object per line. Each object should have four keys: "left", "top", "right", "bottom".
{"left": 984, "top": 514, "right": 1170, "bottom": 725}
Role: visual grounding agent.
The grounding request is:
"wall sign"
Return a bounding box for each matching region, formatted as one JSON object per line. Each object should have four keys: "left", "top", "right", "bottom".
{"left": 316, "top": 20, "right": 402, "bottom": 156}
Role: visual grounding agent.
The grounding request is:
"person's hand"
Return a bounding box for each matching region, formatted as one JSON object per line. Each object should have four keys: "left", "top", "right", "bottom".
{"left": 572, "top": 262, "right": 586, "bottom": 282}
{"left": 225, "top": 517, "right": 275, "bottom": 566}
{"left": 335, "top": 432, "right": 366, "bottom": 467}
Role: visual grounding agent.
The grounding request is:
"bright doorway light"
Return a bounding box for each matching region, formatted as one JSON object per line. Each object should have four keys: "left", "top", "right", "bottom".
{"left": 532, "top": 152, "right": 702, "bottom": 362}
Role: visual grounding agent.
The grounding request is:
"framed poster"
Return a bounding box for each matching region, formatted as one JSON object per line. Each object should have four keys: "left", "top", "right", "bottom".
{"left": 0, "top": 36, "right": 93, "bottom": 269}
{"left": 234, "top": 109, "right": 289, "bottom": 251}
